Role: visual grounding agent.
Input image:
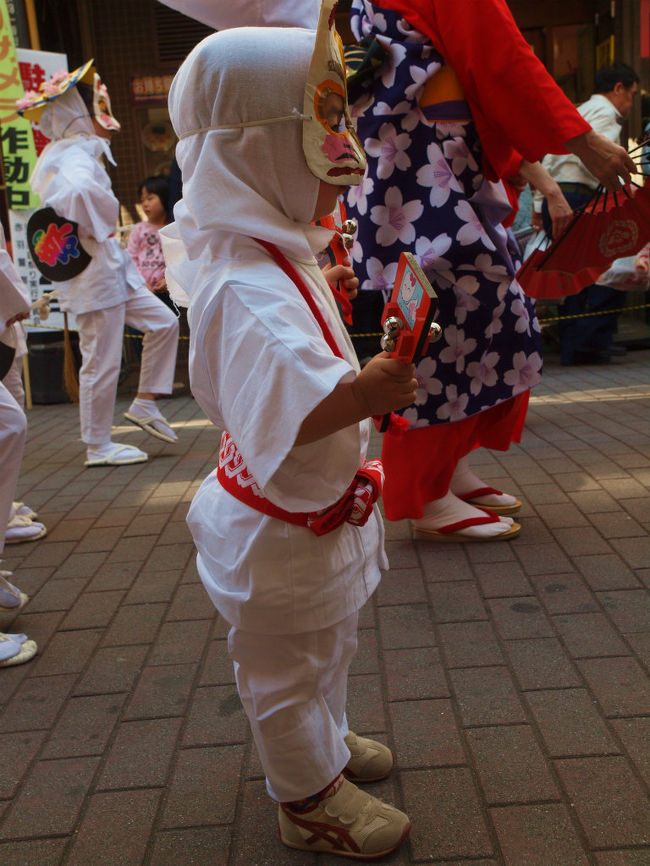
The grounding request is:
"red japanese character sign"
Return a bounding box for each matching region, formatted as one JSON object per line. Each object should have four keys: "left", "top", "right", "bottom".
{"left": 27, "top": 207, "right": 92, "bottom": 281}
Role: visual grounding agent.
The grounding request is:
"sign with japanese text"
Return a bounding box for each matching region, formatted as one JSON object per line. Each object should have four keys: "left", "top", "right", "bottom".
{"left": 130, "top": 73, "right": 174, "bottom": 104}
{"left": 17, "top": 47, "right": 67, "bottom": 154}
{"left": 10, "top": 49, "right": 72, "bottom": 328}
{"left": 0, "top": 0, "right": 38, "bottom": 209}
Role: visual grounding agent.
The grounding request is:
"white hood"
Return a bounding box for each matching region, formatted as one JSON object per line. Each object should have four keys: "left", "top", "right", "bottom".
{"left": 37, "top": 86, "right": 95, "bottom": 141}
{"left": 161, "top": 25, "right": 333, "bottom": 303}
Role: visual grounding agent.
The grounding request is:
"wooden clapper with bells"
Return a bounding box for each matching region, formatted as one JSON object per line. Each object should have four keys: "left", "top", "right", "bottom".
{"left": 378, "top": 252, "right": 442, "bottom": 432}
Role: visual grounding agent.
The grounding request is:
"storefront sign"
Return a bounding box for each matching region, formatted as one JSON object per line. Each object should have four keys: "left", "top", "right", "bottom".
{"left": 0, "top": 0, "right": 38, "bottom": 209}
{"left": 596, "top": 35, "right": 615, "bottom": 69}
{"left": 17, "top": 47, "right": 66, "bottom": 154}
{"left": 130, "top": 73, "right": 174, "bottom": 104}
{"left": 9, "top": 48, "right": 73, "bottom": 328}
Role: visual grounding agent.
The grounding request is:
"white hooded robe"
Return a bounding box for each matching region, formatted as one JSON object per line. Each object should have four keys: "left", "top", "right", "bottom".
{"left": 164, "top": 26, "right": 387, "bottom": 636}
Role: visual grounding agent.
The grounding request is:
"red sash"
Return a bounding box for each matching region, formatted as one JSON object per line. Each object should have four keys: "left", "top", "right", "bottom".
{"left": 215, "top": 239, "right": 384, "bottom": 536}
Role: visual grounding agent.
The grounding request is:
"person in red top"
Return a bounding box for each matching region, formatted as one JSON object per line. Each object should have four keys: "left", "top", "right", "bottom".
{"left": 346, "top": 0, "right": 634, "bottom": 541}
{"left": 381, "top": 0, "right": 633, "bottom": 187}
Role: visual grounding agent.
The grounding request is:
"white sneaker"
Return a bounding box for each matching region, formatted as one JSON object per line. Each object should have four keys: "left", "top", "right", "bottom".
{"left": 343, "top": 732, "right": 394, "bottom": 783}
{"left": 279, "top": 777, "right": 411, "bottom": 859}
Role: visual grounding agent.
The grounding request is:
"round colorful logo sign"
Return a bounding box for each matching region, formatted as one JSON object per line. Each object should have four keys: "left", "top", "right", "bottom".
{"left": 27, "top": 207, "right": 92, "bottom": 282}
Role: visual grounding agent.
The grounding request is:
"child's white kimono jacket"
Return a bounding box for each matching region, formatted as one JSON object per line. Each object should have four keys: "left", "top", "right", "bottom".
{"left": 28, "top": 89, "right": 145, "bottom": 316}
{"left": 163, "top": 25, "right": 387, "bottom": 635}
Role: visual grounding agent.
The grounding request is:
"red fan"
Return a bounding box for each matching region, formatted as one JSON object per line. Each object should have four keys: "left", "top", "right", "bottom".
{"left": 516, "top": 179, "right": 650, "bottom": 300}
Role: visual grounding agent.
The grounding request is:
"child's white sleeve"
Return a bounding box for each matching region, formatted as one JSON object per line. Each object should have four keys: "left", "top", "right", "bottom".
{"left": 0, "top": 226, "right": 29, "bottom": 329}
{"left": 46, "top": 153, "right": 120, "bottom": 243}
{"left": 156, "top": 0, "right": 319, "bottom": 29}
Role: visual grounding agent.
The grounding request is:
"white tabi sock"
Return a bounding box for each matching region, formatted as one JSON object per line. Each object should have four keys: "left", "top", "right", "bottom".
{"left": 449, "top": 456, "right": 518, "bottom": 508}
{"left": 414, "top": 490, "right": 514, "bottom": 538}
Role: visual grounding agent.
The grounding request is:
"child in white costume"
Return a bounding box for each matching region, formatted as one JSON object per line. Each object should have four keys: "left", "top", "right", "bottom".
{"left": 0, "top": 235, "right": 38, "bottom": 666}
{"left": 164, "top": 4, "right": 415, "bottom": 858}
{"left": 0, "top": 226, "right": 47, "bottom": 544}
{"left": 21, "top": 65, "right": 179, "bottom": 466}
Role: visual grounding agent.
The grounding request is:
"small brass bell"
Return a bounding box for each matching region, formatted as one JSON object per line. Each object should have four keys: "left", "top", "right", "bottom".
{"left": 342, "top": 233, "right": 355, "bottom": 250}
{"left": 342, "top": 219, "right": 357, "bottom": 235}
{"left": 429, "top": 321, "right": 442, "bottom": 342}
{"left": 380, "top": 334, "right": 396, "bottom": 352}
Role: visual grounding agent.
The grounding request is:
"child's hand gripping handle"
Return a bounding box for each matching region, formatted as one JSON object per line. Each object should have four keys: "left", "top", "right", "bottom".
{"left": 375, "top": 252, "right": 442, "bottom": 432}
{"left": 377, "top": 310, "right": 442, "bottom": 432}
{"left": 352, "top": 353, "right": 418, "bottom": 418}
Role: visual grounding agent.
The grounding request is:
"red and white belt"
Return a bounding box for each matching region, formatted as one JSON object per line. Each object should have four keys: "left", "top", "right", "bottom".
{"left": 215, "top": 237, "right": 384, "bottom": 536}
{"left": 216, "top": 432, "right": 383, "bottom": 536}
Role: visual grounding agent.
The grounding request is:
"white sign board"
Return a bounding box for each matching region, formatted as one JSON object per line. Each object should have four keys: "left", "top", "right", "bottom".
{"left": 11, "top": 49, "right": 77, "bottom": 330}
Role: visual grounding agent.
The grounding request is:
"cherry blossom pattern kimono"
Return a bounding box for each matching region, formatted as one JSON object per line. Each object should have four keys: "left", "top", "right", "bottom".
{"left": 347, "top": 0, "right": 543, "bottom": 434}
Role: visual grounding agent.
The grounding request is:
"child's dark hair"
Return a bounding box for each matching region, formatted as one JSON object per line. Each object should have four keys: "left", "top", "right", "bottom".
{"left": 138, "top": 175, "right": 170, "bottom": 221}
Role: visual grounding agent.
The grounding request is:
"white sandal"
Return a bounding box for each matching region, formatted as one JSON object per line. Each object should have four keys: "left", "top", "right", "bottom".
{"left": 85, "top": 443, "right": 148, "bottom": 467}
{"left": 413, "top": 512, "right": 521, "bottom": 542}
{"left": 0, "top": 633, "right": 37, "bottom": 666}
{"left": 5, "top": 515, "right": 47, "bottom": 544}
{"left": 123, "top": 411, "right": 178, "bottom": 444}
{"left": 0, "top": 573, "right": 29, "bottom": 630}
{"left": 13, "top": 501, "right": 38, "bottom": 520}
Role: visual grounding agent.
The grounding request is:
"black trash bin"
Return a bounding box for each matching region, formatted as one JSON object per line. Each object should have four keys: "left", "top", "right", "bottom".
{"left": 26, "top": 327, "right": 80, "bottom": 404}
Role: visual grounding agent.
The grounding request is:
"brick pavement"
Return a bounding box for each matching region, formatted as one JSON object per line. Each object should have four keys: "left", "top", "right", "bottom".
{"left": 0, "top": 350, "right": 649, "bottom": 865}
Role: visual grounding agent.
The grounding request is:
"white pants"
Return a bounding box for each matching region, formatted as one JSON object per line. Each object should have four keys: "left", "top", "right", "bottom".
{"left": 0, "top": 382, "right": 26, "bottom": 553}
{"left": 228, "top": 612, "right": 358, "bottom": 803}
{"left": 76, "top": 287, "right": 179, "bottom": 445}
{"left": 3, "top": 351, "right": 25, "bottom": 409}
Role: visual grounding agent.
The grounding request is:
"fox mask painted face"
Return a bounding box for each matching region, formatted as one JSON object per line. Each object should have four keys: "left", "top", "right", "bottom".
{"left": 303, "top": 0, "right": 366, "bottom": 186}
{"left": 93, "top": 72, "right": 120, "bottom": 131}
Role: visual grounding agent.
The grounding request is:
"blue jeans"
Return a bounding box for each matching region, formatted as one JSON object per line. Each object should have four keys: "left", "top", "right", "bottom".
{"left": 542, "top": 187, "right": 624, "bottom": 363}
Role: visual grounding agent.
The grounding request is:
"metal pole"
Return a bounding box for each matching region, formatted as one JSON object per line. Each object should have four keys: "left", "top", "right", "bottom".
{"left": 24, "top": 0, "right": 39, "bottom": 50}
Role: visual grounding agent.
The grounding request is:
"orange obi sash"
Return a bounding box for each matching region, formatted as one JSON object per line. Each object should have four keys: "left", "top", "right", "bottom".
{"left": 419, "top": 63, "right": 472, "bottom": 122}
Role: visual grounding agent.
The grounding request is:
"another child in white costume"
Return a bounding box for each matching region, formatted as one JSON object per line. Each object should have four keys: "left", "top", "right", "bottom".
{"left": 163, "top": 4, "right": 415, "bottom": 858}
{"left": 0, "top": 225, "right": 47, "bottom": 545}
{"left": 0, "top": 232, "right": 38, "bottom": 667}
{"left": 19, "top": 63, "right": 179, "bottom": 466}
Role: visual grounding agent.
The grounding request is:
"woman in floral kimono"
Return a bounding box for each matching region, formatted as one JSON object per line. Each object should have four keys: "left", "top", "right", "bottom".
{"left": 346, "top": 0, "right": 634, "bottom": 540}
